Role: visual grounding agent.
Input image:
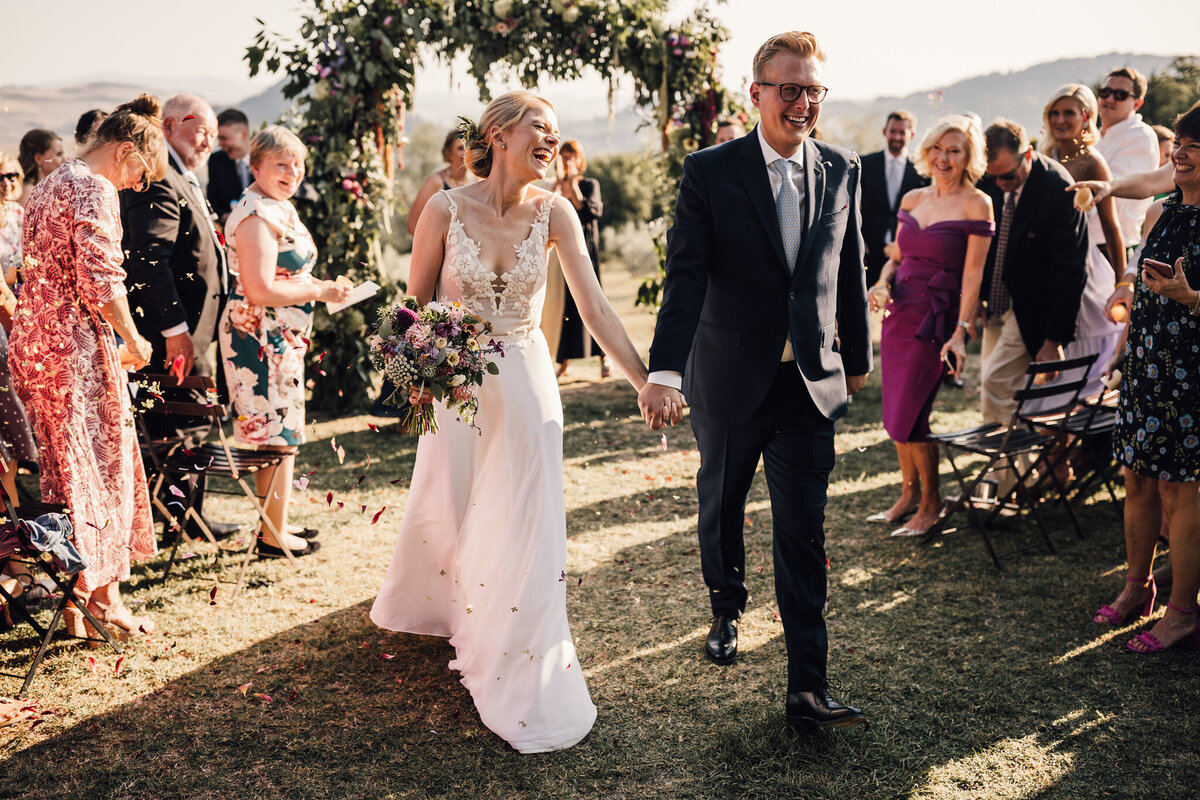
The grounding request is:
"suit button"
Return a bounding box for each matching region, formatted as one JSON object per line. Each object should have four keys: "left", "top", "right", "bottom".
{"left": 788, "top": 292, "right": 795, "bottom": 300}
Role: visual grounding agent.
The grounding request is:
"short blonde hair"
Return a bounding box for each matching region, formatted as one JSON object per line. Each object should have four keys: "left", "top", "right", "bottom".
{"left": 0, "top": 151, "right": 22, "bottom": 183}
{"left": 249, "top": 125, "right": 307, "bottom": 169}
{"left": 752, "top": 32, "right": 825, "bottom": 80}
{"left": 1039, "top": 84, "right": 1099, "bottom": 155}
{"left": 915, "top": 115, "right": 987, "bottom": 186}
{"left": 464, "top": 91, "right": 556, "bottom": 179}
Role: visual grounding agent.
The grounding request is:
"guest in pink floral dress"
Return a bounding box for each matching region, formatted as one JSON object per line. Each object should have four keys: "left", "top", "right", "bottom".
{"left": 9, "top": 95, "right": 166, "bottom": 637}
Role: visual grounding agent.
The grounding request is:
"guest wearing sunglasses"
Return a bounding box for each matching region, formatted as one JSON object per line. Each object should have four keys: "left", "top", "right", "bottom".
{"left": 119, "top": 93, "right": 242, "bottom": 542}
{"left": 1096, "top": 68, "right": 1160, "bottom": 261}
{"left": 9, "top": 95, "right": 164, "bottom": 638}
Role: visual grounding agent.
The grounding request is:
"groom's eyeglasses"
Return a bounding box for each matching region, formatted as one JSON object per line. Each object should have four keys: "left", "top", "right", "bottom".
{"left": 757, "top": 82, "right": 828, "bottom": 104}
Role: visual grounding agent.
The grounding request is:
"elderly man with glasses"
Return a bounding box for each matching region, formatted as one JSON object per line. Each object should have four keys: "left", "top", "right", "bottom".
{"left": 119, "top": 93, "right": 240, "bottom": 541}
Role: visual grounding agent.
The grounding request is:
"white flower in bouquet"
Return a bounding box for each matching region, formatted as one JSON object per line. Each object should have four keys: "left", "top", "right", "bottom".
{"left": 447, "top": 351, "right": 461, "bottom": 367}
{"left": 449, "top": 374, "right": 466, "bottom": 387}
{"left": 434, "top": 337, "right": 449, "bottom": 349}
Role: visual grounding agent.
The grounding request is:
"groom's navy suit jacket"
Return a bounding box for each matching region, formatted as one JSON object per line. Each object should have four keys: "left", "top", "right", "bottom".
{"left": 649, "top": 128, "right": 872, "bottom": 422}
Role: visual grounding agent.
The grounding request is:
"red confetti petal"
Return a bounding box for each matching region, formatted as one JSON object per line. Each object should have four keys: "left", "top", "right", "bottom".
{"left": 371, "top": 506, "right": 387, "bottom": 524}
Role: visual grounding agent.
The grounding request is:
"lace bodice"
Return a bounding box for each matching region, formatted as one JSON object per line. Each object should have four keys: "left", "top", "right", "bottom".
{"left": 439, "top": 190, "right": 553, "bottom": 346}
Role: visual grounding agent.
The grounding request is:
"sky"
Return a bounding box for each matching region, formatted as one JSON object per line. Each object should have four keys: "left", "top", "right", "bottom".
{"left": 0, "top": 0, "right": 1192, "bottom": 104}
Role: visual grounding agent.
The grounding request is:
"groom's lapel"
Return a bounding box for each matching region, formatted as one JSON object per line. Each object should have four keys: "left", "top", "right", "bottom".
{"left": 794, "top": 136, "right": 826, "bottom": 274}
{"left": 738, "top": 130, "right": 789, "bottom": 274}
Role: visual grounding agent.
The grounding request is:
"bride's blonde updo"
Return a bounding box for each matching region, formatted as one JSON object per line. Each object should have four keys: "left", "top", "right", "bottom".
{"left": 87, "top": 93, "right": 169, "bottom": 183}
{"left": 460, "top": 91, "right": 556, "bottom": 179}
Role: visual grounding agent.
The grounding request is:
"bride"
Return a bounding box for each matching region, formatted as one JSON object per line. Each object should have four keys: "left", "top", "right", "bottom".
{"left": 371, "top": 91, "right": 668, "bottom": 753}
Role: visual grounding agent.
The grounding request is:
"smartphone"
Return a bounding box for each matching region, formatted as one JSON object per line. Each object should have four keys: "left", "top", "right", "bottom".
{"left": 942, "top": 350, "right": 958, "bottom": 373}
{"left": 1143, "top": 258, "right": 1175, "bottom": 279}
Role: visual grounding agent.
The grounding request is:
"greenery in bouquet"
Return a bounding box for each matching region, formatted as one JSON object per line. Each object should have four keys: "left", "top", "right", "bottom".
{"left": 368, "top": 298, "right": 505, "bottom": 434}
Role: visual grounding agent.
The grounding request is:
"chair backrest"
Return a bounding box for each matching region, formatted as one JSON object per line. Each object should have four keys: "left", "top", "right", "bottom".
{"left": 1013, "top": 354, "right": 1098, "bottom": 417}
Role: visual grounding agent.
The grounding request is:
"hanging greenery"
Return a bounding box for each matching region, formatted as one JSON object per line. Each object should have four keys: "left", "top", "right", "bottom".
{"left": 246, "top": 0, "right": 731, "bottom": 411}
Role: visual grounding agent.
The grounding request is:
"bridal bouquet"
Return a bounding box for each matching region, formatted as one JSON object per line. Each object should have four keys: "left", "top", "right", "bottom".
{"left": 368, "top": 298, "right": 504, "bottom": 434}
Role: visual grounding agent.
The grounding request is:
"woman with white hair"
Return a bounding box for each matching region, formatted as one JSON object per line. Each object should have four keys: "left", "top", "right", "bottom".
{"left": 371, "top": 91, "right": 652, "bottom": 752}
{"left": 867, "top": 115, "right": 995, "bottom": 536}
{"left": 217, "top": 125, "right": 351, "bottom": 558}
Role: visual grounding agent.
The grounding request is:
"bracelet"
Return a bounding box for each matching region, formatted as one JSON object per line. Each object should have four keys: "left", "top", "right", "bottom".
{"left": 1115, "top": 281, "right": 1134, "bottom": 289}
{"left": 1190, "top": 291, "right": 1200, "bottom": 317}
{"left": 956, "top": 320, "right": 971, "bottom": 330}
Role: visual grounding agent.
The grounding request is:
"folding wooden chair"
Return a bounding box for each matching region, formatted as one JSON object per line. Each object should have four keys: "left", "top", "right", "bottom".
{"left": 0, "top": 473, "right": 122, "bottom": 698}
{"left": 930, "top": 354, "right": 1098, "bottom": 568}
{"left": 130, "top": 374, "right": 296, "bottom": 596}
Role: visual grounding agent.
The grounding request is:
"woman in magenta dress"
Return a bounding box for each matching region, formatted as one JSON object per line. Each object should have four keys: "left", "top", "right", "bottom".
{"left": 868, "top": 115, "right": 995, "bottom": 536}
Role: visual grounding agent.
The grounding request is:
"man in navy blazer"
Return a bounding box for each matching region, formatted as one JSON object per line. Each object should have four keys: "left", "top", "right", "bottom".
{"left": 859, "top": 110, "right": 929, "bottom": 287}
{"left": 639, "top": 31, "right": 871, "bottom": 731}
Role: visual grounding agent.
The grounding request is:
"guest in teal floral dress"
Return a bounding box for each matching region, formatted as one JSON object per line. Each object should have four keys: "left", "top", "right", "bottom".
{"left": 1095, "top": 105, "right": 1200, "bottom": 654}
{"left": 217, "top": 126, "right": 350, "bottom": 558}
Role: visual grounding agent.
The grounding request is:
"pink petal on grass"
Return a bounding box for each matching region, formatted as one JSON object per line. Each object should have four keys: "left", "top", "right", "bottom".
{"left": 326, "top": 491, "right": 334, "bottom": 506}
{"left": 380, "top": 653, "right": 395, "bottom": 660}
{"left": 254, "top": 693, "right": 274, "bottom": 703}
{"left": 238, "top": 682, "right": 253, "bottom": 696}
{"left": 87, "top": 656, "right": 97, "bottom": 676}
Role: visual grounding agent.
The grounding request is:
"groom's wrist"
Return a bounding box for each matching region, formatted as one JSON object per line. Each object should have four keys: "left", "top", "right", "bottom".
{"left": 647, "top": 370, "right": 683, "bottom": 390}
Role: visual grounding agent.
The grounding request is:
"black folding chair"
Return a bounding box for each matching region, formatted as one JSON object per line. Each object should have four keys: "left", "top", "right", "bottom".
{"left": 0, "top": 475, "right": 122, "bottom": 698}
{"left": 131, "top": 374, "right": 295, "bottom": 596}
{"left": 930, "top": 354, "right": 1098, "bottom": 568}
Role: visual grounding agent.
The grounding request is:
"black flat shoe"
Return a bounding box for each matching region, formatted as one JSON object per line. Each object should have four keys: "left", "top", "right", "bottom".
{"left": 257, "top": 540, "right": 321, "bottom": 559}
{"left": 704, "top": 616, "right": 738, "bottom": 664}
{"left": 292, "top": 527, "right": 319, "bottom": 540}
{"left": 786, "top": 687, "right": 869, "bottom": 731}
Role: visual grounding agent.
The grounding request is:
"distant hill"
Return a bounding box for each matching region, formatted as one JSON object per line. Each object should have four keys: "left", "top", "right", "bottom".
{"left": 820, "top": 52, "right": 1178, "bottom": 152}
{"left": 1, "top": 52, "right": 1184, "bottom": 158}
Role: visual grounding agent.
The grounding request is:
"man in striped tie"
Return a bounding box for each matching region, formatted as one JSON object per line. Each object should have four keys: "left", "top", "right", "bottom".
{"left": 977, "top": 120, "right": 1088, "bottom": 426}
{"left": 639, "top": 31, "right": 872, "bottom": 734}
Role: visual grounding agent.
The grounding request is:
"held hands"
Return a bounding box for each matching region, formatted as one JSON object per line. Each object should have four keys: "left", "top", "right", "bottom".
{"left": 164, "top": 331, "right": 194, "bottom": 376}
{"left": 122, "top": 335, "right": 153, "bottom": 371}
{"left": 638, "top": 383, "right": 686, "bottom": 430}
{"left": 408, "top": 384, "right": 435, "bottom": 405}
{"left": 846, "top": 373, "right": 869, "bottom": 396}
{"left": 1142, "top": 257, "right": 1195, "bottom": 306}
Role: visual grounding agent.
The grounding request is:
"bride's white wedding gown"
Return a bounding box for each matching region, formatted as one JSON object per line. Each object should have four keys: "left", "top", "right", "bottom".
{"left": 371, "top": 190, "right": 596, "bottom": 753}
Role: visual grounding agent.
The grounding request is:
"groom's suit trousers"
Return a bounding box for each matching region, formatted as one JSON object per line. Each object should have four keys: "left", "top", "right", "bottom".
{"left": 691, "top": 361, "right": 834, "bottom": 693}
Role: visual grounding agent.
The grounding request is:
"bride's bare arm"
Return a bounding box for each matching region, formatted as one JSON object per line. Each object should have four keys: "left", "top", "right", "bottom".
{"left": 549, "top": 196, "right": 649, "bottom": 391}
{"left": 408, "top": 193, "right": 452, "bottom": 305}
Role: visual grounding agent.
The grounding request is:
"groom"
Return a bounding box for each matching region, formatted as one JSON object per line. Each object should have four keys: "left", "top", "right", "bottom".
{"left": 639, "top": 31, "right": 871, "bottom": 731}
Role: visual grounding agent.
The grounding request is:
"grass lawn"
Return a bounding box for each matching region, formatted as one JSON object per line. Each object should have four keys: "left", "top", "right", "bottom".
{"left": 2, "top": 266, "right": 1197, "bottom": 800}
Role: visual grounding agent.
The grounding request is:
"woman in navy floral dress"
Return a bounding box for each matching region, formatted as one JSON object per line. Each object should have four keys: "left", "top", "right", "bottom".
{"left": 1095, "top": 105, "right": 1200, "bottom": 653}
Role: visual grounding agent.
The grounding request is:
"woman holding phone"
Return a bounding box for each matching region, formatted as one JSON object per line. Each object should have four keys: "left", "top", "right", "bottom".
{"left": 868, "top": 115, "right": 994, "bottom": 537}
{"left": 1094, "top": 105, "right": 1200, "bottom": 653}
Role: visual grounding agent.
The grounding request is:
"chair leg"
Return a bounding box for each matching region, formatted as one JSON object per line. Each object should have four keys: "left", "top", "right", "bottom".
{"left": 936, "top": 445, "right": 1004, "bottom": 569}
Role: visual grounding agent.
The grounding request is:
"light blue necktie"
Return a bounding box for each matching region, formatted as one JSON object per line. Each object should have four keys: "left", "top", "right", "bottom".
{"left": 772, "top": 158, "right": 801, "bottom": 271}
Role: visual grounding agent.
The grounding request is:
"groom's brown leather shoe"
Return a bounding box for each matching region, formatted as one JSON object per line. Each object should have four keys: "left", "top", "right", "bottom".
{"left": 704, "top": 616, "right": 738, "bottom": 664}
{"left": 786, "top": 687, "right": 869, "bottom": 731}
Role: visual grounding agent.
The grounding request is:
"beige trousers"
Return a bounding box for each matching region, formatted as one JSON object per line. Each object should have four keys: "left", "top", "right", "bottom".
{"left": 980, "top": 310, "right": 1031, "bottom": 426}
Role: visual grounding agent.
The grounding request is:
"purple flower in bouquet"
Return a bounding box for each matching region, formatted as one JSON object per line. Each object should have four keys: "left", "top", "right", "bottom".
{"left": 394, "top": 305, "right": 419, "bottom": 334}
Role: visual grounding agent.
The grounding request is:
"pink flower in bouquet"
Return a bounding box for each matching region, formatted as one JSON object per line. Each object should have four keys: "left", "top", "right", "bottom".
{"left": 495, "top": 20, "right": 511, "bottom": 35}
{"left": 228, "top": 299, "right": 265, "bottom": 335}
{"left": 452, "top": 386, "right": 473, "bottom": 402}
{"left": 405, "top": 325, "right": 429, "bottom": 348}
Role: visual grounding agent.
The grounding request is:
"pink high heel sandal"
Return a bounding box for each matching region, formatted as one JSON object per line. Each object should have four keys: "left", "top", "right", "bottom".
{"left": 1126, "top": 603, "right": 1200, "bottom": 654}
{"left": 1093, "top": 575, "right": 1156, "bottom": 626}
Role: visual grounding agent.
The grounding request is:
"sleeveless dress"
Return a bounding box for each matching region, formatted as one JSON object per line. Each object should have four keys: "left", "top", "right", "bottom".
{"left": 217, "top": 189, "right": 317, "bottom": 446}
{"left": 881, "top": 210, "right": 994, "bottom": 442}
{"left": 1113, "top": 193, "right": 1200, "bottom": 482}
{"left": 371, "top": 190, "right": 597, "bottom": 753}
